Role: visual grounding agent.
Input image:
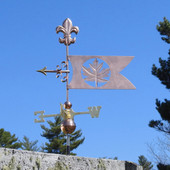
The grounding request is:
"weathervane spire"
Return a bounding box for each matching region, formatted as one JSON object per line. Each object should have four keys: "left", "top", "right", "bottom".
{"left": 56, "top": 18, "right": 79, "bottom": 102}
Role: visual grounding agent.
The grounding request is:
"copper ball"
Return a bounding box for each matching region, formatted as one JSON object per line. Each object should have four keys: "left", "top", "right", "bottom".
{"left": 64, "top": 101, "right": 72, "bottom": 109}
{"left": 61, "top": 118, "right": 76, "bottom": 134}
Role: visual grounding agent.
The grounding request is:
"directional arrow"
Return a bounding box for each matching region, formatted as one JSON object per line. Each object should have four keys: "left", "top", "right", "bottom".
{"left": 37, "top": 67, "right": 70, "bottom": 76}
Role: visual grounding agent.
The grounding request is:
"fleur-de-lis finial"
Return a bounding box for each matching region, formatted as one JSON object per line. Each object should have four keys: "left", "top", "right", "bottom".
{"left": 56, "top": 18, "right": 79, "bottom": 46}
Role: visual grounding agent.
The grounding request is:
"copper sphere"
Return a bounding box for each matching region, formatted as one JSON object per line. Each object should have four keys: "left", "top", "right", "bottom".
{"left": 64, "top": 101, "right": 72, "bottom": 109}
{"left": 61, "top": 118, "right": 76, "bottom": 134}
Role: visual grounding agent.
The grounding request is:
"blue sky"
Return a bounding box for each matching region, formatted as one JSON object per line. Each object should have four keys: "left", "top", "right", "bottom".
{"left": 0, "top": 0, "right": 170, "bottom": 165}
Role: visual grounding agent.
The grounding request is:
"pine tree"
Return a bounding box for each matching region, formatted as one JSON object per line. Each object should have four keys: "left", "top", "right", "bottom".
{"left": 148, "top": 17, "right": 170, "bottom": 168}
{"left": 0, "top": 128, "right": 22, "bottom": 149}
{"left": 149, "top": 17, "right": 170, "bottom": 135}
{"left": 21, "top": 136, "right": 39, "bottom": 151}
{"left": 41, "top": 116, "right": 85, "bottom": 155}
{"left": 138, "top": 155, "right": 153, "bottom": 170}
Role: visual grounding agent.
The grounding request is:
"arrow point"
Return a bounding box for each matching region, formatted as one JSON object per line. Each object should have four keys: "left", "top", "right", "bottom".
{"left": 37, "top": 67, "right": 47, "bottom": 76}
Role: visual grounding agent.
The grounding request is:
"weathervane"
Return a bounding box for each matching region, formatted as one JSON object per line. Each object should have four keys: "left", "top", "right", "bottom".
{"left": 34, "top": 18, "right": 135, "bottom": 155}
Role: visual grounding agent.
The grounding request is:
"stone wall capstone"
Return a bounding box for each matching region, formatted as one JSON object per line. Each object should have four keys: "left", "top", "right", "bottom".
{"left": 0, "top": 148, "right": 143, "bottom": 170}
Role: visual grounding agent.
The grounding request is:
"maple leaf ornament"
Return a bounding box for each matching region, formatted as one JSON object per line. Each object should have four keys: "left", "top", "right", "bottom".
{"left": 82, "top": 58, "right": 110, "bottom": 87}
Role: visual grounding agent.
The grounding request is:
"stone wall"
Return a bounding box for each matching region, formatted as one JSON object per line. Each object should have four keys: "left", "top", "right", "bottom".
{"left": 0, "top": 148, "right": 142, "bottom": 170}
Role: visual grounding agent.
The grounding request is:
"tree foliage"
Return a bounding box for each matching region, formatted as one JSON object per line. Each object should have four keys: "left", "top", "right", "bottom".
{"left": 156, "top": 17, "right": 170, "bottom": 45}
{"left": 149, "top": 17, "right": 170, "bottom": 135}
{"left": 138, "top": 155, "right": 153, "bottom": 170}
{"left": 41, "top": 116, "right": 85, "bottom": 155}
{"left": 157, "top": 163, "right": 170, "bottom": 170}
{"left": 152, "top": 58, "right": 170, "bottom": 89}
{"left": 21, "top": 136, "right": 39, "bottom": 151}
{"left": 0, "top": 128, "right": 21, "bottom": 149}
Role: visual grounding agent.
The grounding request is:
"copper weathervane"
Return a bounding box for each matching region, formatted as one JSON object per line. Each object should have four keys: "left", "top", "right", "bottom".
{"left": 34, "top": 18, "right": 135, "bottom": 154}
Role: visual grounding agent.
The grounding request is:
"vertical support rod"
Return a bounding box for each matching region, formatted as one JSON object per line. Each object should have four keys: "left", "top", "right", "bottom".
{"left": 66, "top": 134, "right": 70, "bottom": 155}
{"left": 66, "top": 45, "right": 69, "bottom": 102}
